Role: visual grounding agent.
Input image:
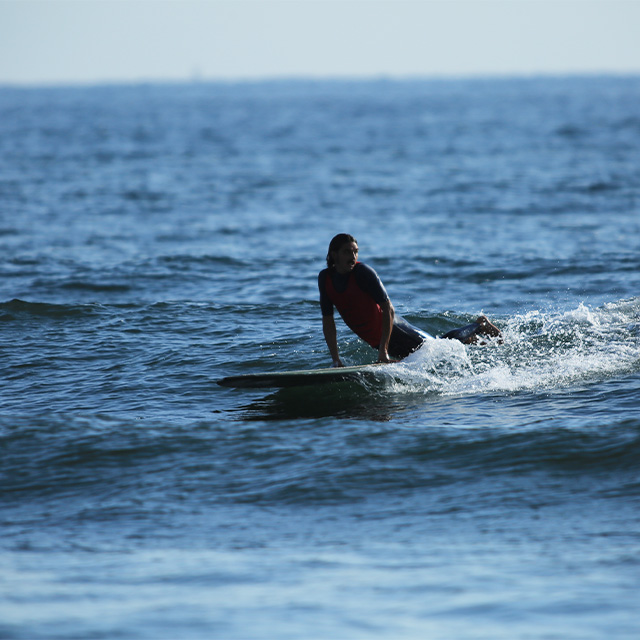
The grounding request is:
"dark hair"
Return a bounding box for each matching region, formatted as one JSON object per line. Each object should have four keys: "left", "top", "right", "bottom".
{"left": 326, "top": 233, "right": 357, "bottom": 268}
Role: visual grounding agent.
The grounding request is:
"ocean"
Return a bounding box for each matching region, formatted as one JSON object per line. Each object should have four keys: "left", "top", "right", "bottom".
{"left": 1, "top": 76, "right": 639, "bottom": 639}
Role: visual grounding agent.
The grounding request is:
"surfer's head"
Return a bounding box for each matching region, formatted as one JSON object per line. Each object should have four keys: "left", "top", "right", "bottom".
{"left": 327, "top": 233, "right": 358, "bottom": 273}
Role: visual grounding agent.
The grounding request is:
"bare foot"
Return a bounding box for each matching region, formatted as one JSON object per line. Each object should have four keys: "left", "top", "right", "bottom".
{"left": 475, "top": 316, "right": 502, "bottom": 342}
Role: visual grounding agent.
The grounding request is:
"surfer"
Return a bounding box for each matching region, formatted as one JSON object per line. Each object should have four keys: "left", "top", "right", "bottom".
{"left": 318, "top": 233, "right": 501, "bottom": 367}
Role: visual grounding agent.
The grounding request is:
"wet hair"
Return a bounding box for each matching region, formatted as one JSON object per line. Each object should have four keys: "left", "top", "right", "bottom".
{"left": 326, "top": 233, "right": 357, "bottom": 269}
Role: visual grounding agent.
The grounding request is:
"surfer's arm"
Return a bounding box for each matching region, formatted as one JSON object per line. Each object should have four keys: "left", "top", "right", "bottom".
{"left": 322, "top": 315, "right": 344, "bottom": 367}
{"left": 377, "top": 299, "right": 396, "bottom": 363}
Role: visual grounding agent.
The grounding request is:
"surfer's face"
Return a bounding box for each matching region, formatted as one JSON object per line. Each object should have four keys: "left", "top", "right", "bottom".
{"left": 333, "top": 241, "right": 358, "bottom": 274}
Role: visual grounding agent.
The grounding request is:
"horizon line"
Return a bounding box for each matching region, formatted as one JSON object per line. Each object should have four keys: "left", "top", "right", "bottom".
{"left": 2, "top": 69, "right": 640, "bottom": 90}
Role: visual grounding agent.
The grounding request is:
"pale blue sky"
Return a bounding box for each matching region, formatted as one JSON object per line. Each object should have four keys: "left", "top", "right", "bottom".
{"left": 2, "top": 0, "right": 640, "bottom": 85}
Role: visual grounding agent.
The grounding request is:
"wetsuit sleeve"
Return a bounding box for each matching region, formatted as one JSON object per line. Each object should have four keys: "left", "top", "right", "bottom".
{"left": 353, "top": 263, "right": 389, "bottom": 306}
{"left": 318, "top": 270, "right": 334, "bottom": 316}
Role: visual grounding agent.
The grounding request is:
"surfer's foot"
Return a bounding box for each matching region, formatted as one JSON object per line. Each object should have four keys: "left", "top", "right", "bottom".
{"left": 475, "top": 316, "right": 501, "bottom": 337}
{"left": 474, "top": 316, "right": 503, "bottom": 344}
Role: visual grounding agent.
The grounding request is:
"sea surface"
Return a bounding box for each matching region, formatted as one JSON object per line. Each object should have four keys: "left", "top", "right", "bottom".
{"left": 1, "top": 76, "right": 639, "bottom": 639}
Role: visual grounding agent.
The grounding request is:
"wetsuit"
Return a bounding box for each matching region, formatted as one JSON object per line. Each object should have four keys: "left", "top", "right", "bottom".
{"left": 318, "top": 262, "right": 430, "bottom": 359}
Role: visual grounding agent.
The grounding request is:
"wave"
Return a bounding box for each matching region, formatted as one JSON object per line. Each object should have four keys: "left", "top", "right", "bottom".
{"left": 0, "top": 298, "right": 111, "bottom": 320}
{"left": 1, "top": 297, "right": 638, "bottom": 508}
{"left": 2, "top": 408, "right": 638, "bottom": 508}
{"left": 231, "top": 423, "right": 640, "bottom": 505}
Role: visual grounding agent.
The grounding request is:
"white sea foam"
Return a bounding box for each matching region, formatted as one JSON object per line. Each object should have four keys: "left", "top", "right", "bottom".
{"left": 385, "top": 298, "right": 640, "bottom": 397}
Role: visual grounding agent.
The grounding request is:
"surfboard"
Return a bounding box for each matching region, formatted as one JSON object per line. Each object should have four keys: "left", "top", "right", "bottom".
{"left": 217, "top": 363, "right": 388, "bottom": 389}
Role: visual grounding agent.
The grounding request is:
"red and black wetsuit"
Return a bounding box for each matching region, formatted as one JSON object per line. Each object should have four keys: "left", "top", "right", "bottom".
{"left": 318, "top": 262, "right": 429, "bottom": 359}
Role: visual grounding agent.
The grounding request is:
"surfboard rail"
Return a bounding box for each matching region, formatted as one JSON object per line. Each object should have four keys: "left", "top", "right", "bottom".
{"left": 217, "top": 363, "right": 385, "bottom": 389}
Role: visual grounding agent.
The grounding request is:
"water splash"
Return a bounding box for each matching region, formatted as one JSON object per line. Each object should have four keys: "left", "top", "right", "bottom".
{"left": 380, "top": 298, "right": 640, "bottom": 397}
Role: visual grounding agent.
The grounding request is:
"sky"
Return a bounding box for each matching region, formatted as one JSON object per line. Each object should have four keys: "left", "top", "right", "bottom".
{"left": 1, "top": 0, "right": 640, "bottom": 85}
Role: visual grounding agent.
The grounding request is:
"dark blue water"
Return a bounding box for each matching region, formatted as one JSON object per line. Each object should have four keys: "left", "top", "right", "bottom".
{"left": 1, "top": 76, "right": 639, "bottom": 639}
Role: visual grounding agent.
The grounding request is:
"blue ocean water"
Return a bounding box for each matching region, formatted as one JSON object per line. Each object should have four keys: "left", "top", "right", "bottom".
{"left": 1, "top": 76, "right": 639, "bottom": 639}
